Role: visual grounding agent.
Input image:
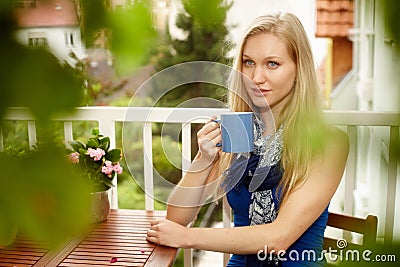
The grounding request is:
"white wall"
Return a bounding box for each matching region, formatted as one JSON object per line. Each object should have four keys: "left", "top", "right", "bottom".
{"left": 14, "top": 26, "right": 85, "bottom": 66}
{"left": 372, "top": 1, "right": 400, "bottom": 112}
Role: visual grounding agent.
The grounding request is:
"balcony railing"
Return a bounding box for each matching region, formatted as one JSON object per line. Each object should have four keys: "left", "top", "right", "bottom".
{"left": 1, "top": 106, "right": 399, "bottom": 266}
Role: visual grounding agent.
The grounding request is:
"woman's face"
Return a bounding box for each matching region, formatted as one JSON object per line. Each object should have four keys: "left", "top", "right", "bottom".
{"left": 241, "top": 33, "right": 297, "bottom": 115}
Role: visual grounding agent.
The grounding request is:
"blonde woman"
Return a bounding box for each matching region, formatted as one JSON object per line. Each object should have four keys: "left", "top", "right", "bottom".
{"left": 147, "top": 12, "right": 349, "bottom": 266}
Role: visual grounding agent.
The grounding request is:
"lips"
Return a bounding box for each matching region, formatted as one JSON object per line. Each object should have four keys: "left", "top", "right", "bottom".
{"left": 251, "top": 87, "right": 271, "bottom": 96}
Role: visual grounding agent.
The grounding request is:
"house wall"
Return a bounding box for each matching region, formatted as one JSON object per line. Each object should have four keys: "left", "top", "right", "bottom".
{"left": 373, "top": 0, "right": 400, "bottom": 242}
{"left": 351, "top": 0, "right": 400, "bottom": 242}
{"left": 14, "top": 26, "right": 85, "bottom": 66}
{"left": 373, "top": 1, "right": 400, "bottom": 112}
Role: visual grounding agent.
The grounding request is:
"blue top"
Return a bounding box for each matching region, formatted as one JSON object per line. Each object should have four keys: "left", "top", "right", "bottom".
{"left": 225, "top": 155, "right": 328, "bottom": 267}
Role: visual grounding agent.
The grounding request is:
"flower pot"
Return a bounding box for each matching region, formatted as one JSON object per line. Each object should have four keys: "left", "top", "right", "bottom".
{"left": 90, "top": 189, "right": 110, "bottom": 223}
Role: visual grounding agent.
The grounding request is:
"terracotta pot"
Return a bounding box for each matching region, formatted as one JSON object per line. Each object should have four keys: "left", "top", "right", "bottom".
{"left": 90, "top": 189, "right": 110, "bottom": 223}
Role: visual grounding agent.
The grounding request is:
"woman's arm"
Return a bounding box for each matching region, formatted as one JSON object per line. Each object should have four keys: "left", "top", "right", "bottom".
{"left": 166, "top": 118, "right": 222, "bottom": 226}
{"left": 148, "top": 128, "right": 349, "bottom": 254}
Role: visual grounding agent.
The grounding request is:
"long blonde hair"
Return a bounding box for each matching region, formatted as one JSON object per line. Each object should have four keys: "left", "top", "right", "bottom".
{"left": 217, "top": 12, "right": 327, "bottom": 204}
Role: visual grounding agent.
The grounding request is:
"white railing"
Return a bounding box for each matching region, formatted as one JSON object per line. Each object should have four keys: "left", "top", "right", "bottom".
{"left": 1, "top": 107, "right": 399, "bottom": 266}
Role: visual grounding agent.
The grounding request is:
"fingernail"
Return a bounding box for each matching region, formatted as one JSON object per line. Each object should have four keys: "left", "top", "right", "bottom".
{"left": 216, "top": 142, "right": 222, "bottom": 147}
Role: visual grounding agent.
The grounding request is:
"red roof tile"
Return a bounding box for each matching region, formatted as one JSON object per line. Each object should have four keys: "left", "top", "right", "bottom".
{"left": 14, "top": 0, "right": 79, "bottom": 28}
{"left": 316, "top": 0, "right": 354, "bottom": 37}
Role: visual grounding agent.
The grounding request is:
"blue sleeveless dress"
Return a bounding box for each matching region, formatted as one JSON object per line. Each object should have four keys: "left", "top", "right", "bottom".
{"left": 225, "top": 154, "right": 328, "bottom": 267}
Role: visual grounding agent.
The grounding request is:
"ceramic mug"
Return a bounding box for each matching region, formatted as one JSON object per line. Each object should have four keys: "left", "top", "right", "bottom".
{"left": 215, "top": 112, "right": 254, "bottom": 153}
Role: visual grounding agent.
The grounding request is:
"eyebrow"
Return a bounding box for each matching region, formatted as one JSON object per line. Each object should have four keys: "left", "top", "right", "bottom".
{"left": 242, "top": 54, "right": 283, "bottom": 60}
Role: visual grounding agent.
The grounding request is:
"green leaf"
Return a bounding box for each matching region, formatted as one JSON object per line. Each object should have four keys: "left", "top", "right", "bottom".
{"left": 105, "top": 149, "right": 122, "bottom": 162}
{"left": 86, "top": 139, "right": 99, "bottom": 148}
{"left": 68, "top": 140, "right": 85, "bottom": 152}
{"left": 91, "top": 128, "right": 100, "bottom": 136}
{"left": 99, "top": 137, "right": 110, "bottom": 151}
{"left": 101, "top": 175, "right": 115, "bottom": 188}
{"left": 78, "top": 148, "right": 87, "bottom": 155}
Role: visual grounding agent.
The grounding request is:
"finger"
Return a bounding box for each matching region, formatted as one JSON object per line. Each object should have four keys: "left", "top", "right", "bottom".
{"left": 147, "top": 229, "right": 157, "bottom": 237}
{"left": 146, "top": 235, "right": 158, "bottom": 243}
{"left": 150, "top": 224, "right": 159, "bottom": 231}
{"left": 207, "top": 115, "right": 217, "bottom": 122}
{"left": 207, "top": 125, "right": 222, "bottom": 140}
{"left": 197, "top": 122, "right": 221, "bottom": 139}
{"left": 150, "top": 219, "right": 162, "bottom": 226}
{"left": 212, "top": 135, "right": 222, "bottom": 147}
{"left": 203, "top": 116, "right": 217, "bottom": 129}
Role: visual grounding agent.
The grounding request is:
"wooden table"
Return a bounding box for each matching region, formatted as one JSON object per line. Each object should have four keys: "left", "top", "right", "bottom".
{"left": 0, "top": 209, "right": 177, "bottom": 267}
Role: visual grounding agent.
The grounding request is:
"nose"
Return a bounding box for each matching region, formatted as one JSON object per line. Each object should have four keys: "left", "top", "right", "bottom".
{"left": 252, "top": 65, "right": 266, "bottom": 85}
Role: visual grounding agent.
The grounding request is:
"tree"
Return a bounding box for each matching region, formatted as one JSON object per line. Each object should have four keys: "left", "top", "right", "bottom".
{"left": 150, "top": 0, "right": 234, "bottom": 107}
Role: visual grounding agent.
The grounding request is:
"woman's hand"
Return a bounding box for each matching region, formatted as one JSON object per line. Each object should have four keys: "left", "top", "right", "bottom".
{"left": 196, "top": 116, "right": 222, "bottom": 164}
{"left": 146, "top": 219, "right": 190, "bottom": 248}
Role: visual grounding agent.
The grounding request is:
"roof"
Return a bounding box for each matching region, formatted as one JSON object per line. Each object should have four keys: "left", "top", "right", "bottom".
{"left": 316, "top": 0, "right": 354, "bottom": 37}
{"left": 14, "top": 0, "right": 79, "bottom": 28}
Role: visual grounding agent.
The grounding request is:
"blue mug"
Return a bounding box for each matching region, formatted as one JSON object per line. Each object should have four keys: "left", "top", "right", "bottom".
{"left": 216, "top": 112, "right": 254, "bottom": 153}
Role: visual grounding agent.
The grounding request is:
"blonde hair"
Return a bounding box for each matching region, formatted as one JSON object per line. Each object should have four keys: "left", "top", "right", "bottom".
{"left": 216, "top": 12, "right": 327, "bottom": 204}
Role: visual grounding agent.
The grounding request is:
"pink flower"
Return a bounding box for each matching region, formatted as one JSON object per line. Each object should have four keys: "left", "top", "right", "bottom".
{"left": 101, "top": 161, "right": 123, "bottom": 177}
{"left": 68, "top": 152, "right": 80, "bottom": 164}
{"left": 86, "top": 148, "right": 105, "bottom": 161}
{"left": 113, "top": 162, "right": 123, "bottom": 175}
{"left": 101, "top": 160, "right": 114, "bottom": 176}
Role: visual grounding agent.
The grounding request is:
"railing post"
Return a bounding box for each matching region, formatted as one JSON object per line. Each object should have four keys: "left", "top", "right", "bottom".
{"left": 384, "top": 126, "right": 399, "bottom": 244}
{"left": 181, "top": 122, "right": 193, "bottom": 267}
{"left": 63, "top": 121, "right": 73, "bottom": 149}
{"left": 99, "top": 119, "right": 118, "bottom": 209}
{"left": 344, "top": 125, "right": 357, "bottom": 216}
{"left": 27, "top": 121, "right": 37, "bottom": 150}
{"left": 143, "top": 122, "right": 155, "bottom": 210}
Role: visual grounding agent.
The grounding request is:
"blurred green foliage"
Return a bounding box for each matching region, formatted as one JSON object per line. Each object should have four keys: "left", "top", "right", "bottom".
{"left": 385, "top": 0, "right": 400, "bottom": 49}
{"left": 0, "top": 0, "right": 157, "bottom": 248}
{"left": 0, "top": 144, "right": 92, "bottom": 247}
{"left": 109, "top": 2, "right": 157, "bottom": 74}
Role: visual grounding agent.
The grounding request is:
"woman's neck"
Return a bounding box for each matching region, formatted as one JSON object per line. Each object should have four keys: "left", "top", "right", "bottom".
{"left": 258, "top": 109, "right": 281, "bottom": 136}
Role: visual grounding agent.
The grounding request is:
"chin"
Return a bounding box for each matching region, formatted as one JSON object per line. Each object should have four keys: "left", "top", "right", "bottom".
{"left": 249, "top": 97, "right": 271, "bottom": 109}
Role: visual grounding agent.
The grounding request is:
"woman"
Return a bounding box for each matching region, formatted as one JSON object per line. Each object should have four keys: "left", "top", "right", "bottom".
{"left": 147, "top": 12, "right": 349, "bottom": 266}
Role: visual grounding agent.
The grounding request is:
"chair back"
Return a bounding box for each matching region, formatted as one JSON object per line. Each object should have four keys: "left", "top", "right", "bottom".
{"left": 324, "top": 212, "right": 378, "bottom": 262}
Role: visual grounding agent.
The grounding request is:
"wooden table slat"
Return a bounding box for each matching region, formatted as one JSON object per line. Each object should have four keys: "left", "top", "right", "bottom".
{"left": 69, "top": 251, "right": 151, "bottom": 259}
{"left": 59, "top": 262, "right": 144, "bottom": 267}
{"left": 0, "top": 210, "right": 177, "bottom": 267}
{"left": 0, "top": 258, "right": 37, "bottom": 264}
{"left": 76, "top": 245, "right": 154, "bottom": 252}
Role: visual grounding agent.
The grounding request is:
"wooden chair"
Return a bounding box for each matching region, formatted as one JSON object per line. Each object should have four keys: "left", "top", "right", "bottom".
{"left": 324, "top": 212, "right": 378, "bottom": 264}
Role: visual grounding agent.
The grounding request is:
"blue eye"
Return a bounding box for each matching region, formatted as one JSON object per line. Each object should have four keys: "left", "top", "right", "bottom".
{"left": 243, "top": 59, "right": 255, "bottom": 66}
{"left": 268, "top": 61, "right": 279, "bottom": 68}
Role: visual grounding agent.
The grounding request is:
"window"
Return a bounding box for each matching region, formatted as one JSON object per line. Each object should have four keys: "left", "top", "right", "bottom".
{"left": 14, "top": 0, "right": 36, "bottom": 8}
{"left": 28, "top": 32, "right": 48, "bottom": 48}
{"left": 28, "top": 37, "right": 48, "bottom": 48}
{"left": 65, "top": 32, "right": 74, "bottom": 46}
